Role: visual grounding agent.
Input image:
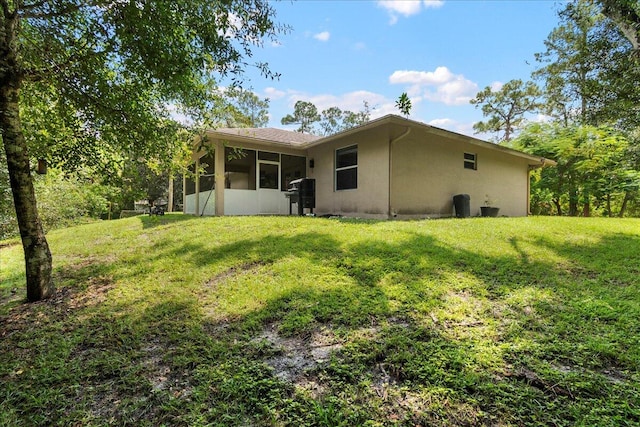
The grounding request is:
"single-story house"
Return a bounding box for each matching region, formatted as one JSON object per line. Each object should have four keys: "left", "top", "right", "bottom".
{"left": 184, "top": 114, "right": 554, "bottom": 219}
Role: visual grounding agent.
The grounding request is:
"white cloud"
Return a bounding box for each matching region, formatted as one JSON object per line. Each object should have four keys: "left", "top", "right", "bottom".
{"left": 490, "top": 81, "right": 503, "bottom": 92}
{"left": 424, "top": 79, "right": 478, "bottom": 106}
{"left": 378, "top": 0, "right": 422, "bottom": 17}
{"left": 428, "top": 118, "right": 455, "bottom": 128}
{"left": 424, "top": 0, "right": 445, "bottom": 8}
{"left": 428, "top": 118, "right": 475, "bottom": 137}
{"left": 264, "top": 87, "right": 287, "bottom": 100}
{"left": 313, "top": 31, "right": 330, "bottom": 42}
{"left": 378, "top": 0, "right": 444, "bottom": 24}
{"left": 389, "top": 67, "right": 456, "bottom": 86}
{"left": 390, "top": 66, "right": 478, "bottom": 106}
{"left": 533, "top": 113, "right": 553, "bottom": 123}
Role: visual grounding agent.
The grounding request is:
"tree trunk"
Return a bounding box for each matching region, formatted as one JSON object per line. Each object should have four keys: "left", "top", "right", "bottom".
{"left": 618, "top": 191, "right": 631, "bottom": 217}
{"left": 569, "top": 189, "right": 579, "bottom": 216}
{"left": 601, "top": 1, "right": 640, "bottom": 55}
{"left": 1, "top": 82, "right": 54, "bottom": 301}
{"left": 581, "top": 188, "right": 591, "bottom": 217}
{"left": 553, "top": 198, "right": 563, "bottom": 216}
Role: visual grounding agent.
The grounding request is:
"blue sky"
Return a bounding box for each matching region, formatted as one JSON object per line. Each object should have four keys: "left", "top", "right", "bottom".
{"left": 239, "top": 0, "right": 565, "bottom": 137}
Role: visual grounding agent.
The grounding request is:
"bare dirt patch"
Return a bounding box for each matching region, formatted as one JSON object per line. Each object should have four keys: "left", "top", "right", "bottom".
{"left": 140, "top": 339, "right": 193, "bottom": 398}
{"left": 0, "top": 275, "right": 114, "bottom": 340}
{"left": 253, "top": 323, "right": 343, "bottom": 383}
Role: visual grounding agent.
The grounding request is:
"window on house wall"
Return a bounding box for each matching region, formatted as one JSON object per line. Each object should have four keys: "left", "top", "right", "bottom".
{"left": 281, "top": 154, "right": 306, "bottom": 191}
{"left": 464, "top": 152, "right": 477, "bottom": 170}
{"left": 225, "top": 147, "right": 256, "bottom": 190}
{"left": 335, "top": 145, "right": 358, "bottom": 190}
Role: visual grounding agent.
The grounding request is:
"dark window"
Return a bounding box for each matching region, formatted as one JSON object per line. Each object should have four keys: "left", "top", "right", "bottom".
{"left": 259, "top": 163, "right": 279, "bottom": 189}
{"left": 258, "top": 151, "right": 279, "bottom": 162}
{"left": 336, "top": 145, "right": 357, "bottom": 190}
{"left": 464, "top": 152, "right": 477, "bottom": 170}
{"left": 336, "top": 168, "right": 357, "bottom": 190}
{"left": 281, "top": 154, "right": 306, "bottom": 191}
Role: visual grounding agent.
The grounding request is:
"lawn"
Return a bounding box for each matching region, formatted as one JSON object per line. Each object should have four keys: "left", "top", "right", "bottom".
{"left": 1, "top": 215, "right": 639, "bottom": 426}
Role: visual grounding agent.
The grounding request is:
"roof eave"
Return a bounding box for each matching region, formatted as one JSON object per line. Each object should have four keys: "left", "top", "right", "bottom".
{"left": 308, "top": 114, "right": 556, "bottom": 166}
{"left": 195, "top": 116, "right": 557, "bottom": 167}
{"left": 200, "top": 129, "right": 315, "bottom": 149}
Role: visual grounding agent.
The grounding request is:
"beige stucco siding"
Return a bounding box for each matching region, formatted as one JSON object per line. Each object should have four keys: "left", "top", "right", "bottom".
{"left": 391, "top": 132, "right": 530, "bottom": 218}
{"left": 188, "top": 118, "right": 548, "bottom": 218}
{"left": 307, "top": 127, "right": 390, "bottom": 218}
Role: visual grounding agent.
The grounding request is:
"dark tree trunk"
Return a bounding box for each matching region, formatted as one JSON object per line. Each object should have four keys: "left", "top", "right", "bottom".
{"left": 601, "top": 0, "right": 640, "bottom": 55}
{"left": 569, "top": 189, "right": 579, "bottom": 216}
{"left": 581, "top": 188, "right": 591, "bottom": 217}
{"left": 618, "top": 191, "right": 631, "bottom": 217}
{"left": 553, "top": 198, "right": 563, "bottom": 216}
{"left": 1, "top": 15, "right": 54, "bottom": 301}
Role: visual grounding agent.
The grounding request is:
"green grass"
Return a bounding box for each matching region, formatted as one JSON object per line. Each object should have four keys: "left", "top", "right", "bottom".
{"left": 1, "top": 215, "right": 639, "bottom": 426}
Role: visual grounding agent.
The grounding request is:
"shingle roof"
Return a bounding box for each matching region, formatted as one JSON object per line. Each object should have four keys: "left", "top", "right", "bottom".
{"left": 206, "top": 117, "right": 554, "bottom": 167}
{"left": 212, "top": 127, "right": 321, "bottom": 145}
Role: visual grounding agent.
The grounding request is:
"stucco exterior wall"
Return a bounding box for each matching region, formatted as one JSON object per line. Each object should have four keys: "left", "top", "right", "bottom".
{"left": 307, "top": 127, "right": 391, "bottom": 218}
{"left": 186, "top": 118, "right": 544, "bottom": 218}
{"left": 390, "top": 131, "right": 530, "bottom": 218}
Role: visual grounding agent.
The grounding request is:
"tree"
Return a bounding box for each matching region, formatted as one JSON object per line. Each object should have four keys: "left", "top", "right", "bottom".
{"left": 318, "top": 107, "right": 344, "bottom": 136}
{"left": 342, "top": 101, "right": 372, "bottom": 129}
{"left": 280, "top": 101, "right": 321, "bottom": 133}
{"left": 317, "top": 102, "right": 371, "bottom": 136}
{"left": 395, "top": 92, "right": 412, "bottom": 118}
{"left": 470, "top": 79, "right": 541, "bottom": 143}
{"left": 598, "top": 0, "right": 640, "bottom": 54}
{"left": 534, "top": 0, "right": 638, "bottom": 128}
{"left": 0, "top": 1, "right": 284, "bottom": 301}
{"left": 282, "top": 100, "right": 372, "bottom": 135}
{"left": 226, "top": 88, "right": 270, "bottom": 128}
{"left": 515, "top": 122, "right": 639, "bottom": 216}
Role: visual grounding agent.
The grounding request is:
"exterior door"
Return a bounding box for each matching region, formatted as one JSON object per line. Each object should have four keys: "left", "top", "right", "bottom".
{"left": 258, "top": 161, "right": 281, "bottom": 214}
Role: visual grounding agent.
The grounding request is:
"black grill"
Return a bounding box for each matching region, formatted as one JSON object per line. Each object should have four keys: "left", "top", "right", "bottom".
{"left": 286, "top": 178, "right": 315, "bottom": 215}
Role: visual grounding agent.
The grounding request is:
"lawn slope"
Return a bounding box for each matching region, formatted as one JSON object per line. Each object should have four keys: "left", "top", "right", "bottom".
{"left": 1, "top": 215, "right": 639, "bottom": 426}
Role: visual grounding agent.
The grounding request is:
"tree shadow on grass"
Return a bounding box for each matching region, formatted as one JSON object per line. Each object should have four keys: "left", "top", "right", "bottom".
{"left": 532, "top": 232, "right": 640, "bottom": 285}
{"left": 1, "top": 222, "right": 639, "bottom": 426}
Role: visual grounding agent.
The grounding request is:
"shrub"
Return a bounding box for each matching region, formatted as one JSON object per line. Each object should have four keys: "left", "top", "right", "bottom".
{"left": 0, "top": 168, "right": 119, "bottom": 240}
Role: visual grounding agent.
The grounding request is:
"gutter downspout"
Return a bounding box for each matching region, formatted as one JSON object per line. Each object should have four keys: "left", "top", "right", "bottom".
{"left": 388, "top": 127, "right": 412, "bottom": 218}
